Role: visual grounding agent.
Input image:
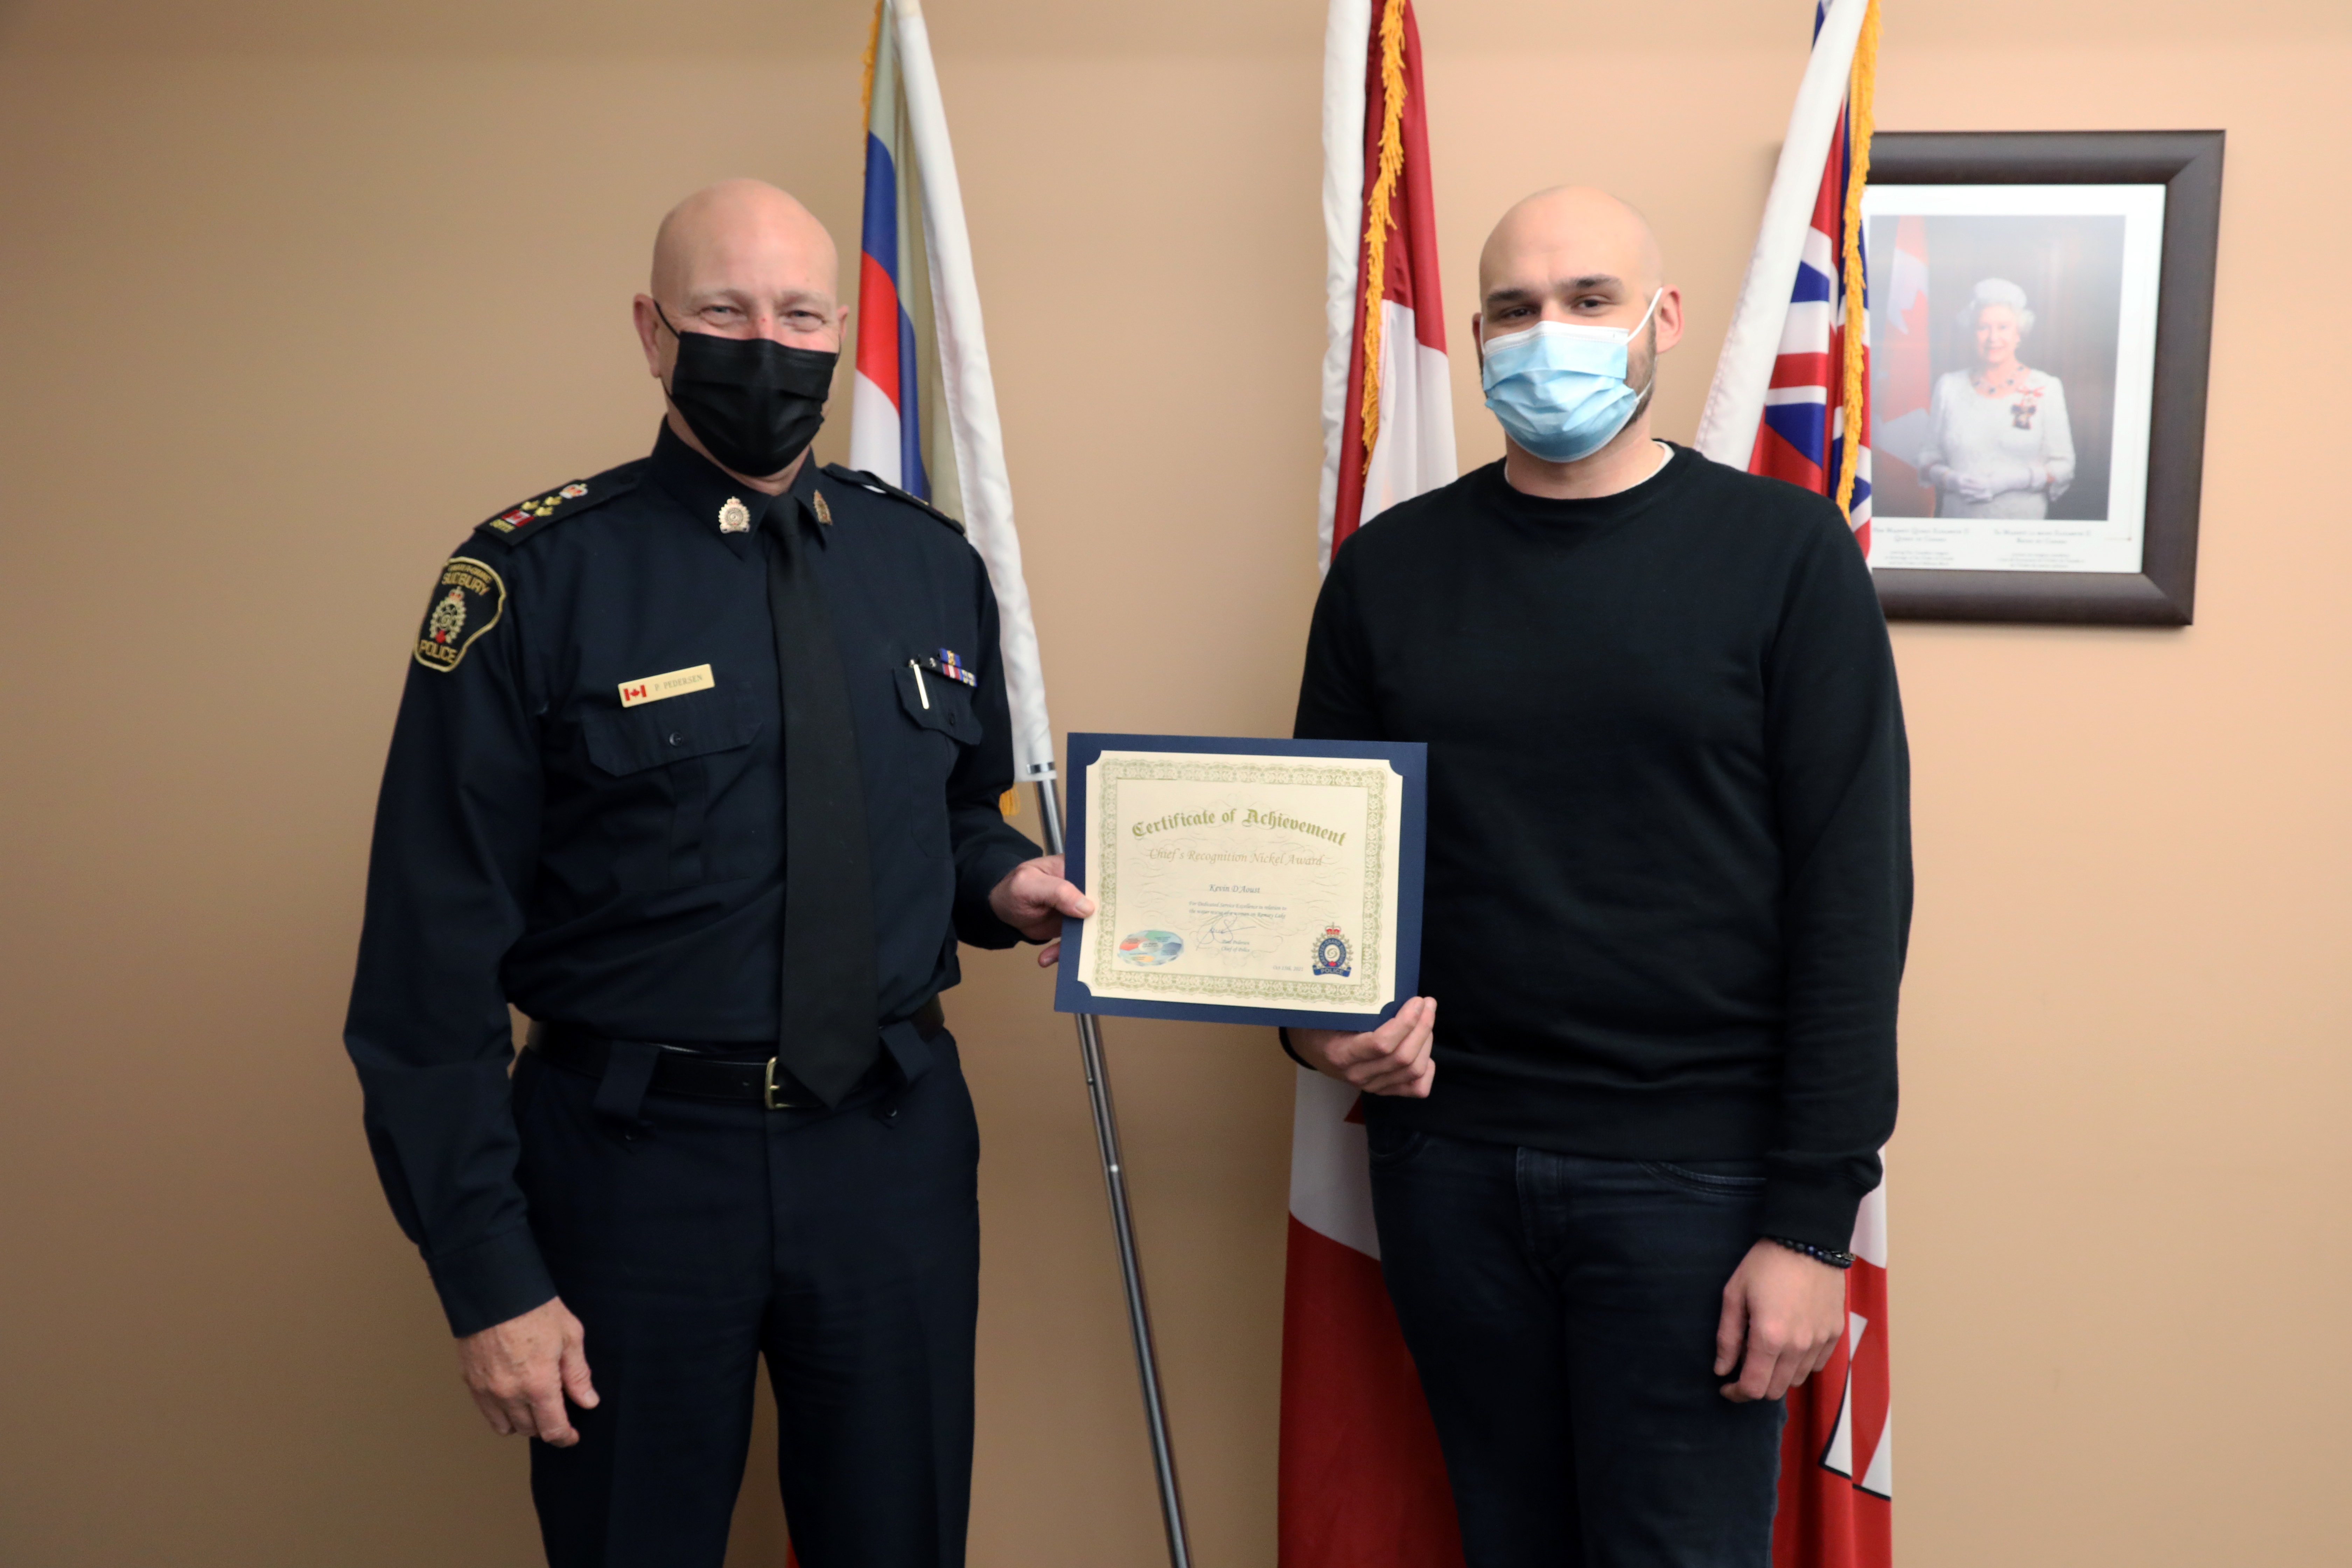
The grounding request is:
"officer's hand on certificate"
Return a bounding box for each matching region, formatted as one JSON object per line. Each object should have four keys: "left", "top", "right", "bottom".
{"left": 987, "top": 854, "right": 1097, "bottom": 966}
{"left": 457, "top": 1296, "right": 599, "bottom": 1447}
{"left": 1287, "top": 996, "right": 1437, "bottom": 1098}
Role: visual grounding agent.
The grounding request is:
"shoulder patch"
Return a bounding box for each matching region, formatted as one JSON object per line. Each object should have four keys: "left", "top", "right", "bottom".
{"left": 414, "top": 556, "right": 506, "bottom": 673}
{"left": 821, "top": 464, "right": 966, "bottom": 535}
{"left": 474, "top": 470, "right": 638, "bottom": 545}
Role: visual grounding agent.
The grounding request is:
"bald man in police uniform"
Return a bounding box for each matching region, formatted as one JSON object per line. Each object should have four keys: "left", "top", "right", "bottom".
{"left": 345, "top": 179, "right": 1091, "bottom": 1568}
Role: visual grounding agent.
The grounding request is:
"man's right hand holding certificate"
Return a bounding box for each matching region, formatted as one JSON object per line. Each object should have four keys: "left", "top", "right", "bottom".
{"left": 1287, "top": 995, "right": 1438, "bottom": 1099}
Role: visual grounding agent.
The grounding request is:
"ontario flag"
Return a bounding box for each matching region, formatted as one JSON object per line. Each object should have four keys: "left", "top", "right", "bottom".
{"left": 1698, "top": 3, "right": 1894, "bottom": 1564}
{"left": 851, "top": 0, "right": 1054, "bottom": 788}
{"left": 1280, "top": 3, "right": 1460, "bottom": 1567}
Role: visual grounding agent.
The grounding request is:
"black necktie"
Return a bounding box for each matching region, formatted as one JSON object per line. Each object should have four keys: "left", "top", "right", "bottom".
{"left": 764, "top": 498, "right": 877, "bottom": 1104}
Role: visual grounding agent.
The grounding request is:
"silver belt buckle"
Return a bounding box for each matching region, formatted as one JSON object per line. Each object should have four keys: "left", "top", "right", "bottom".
{"left": 763, "top": 1057, "right": 790, "bottom": 1111}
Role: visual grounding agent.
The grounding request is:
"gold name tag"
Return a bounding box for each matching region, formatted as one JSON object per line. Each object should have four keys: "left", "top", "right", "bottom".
{"left": 618, "top": 664, "right": 715, "bottom": 708}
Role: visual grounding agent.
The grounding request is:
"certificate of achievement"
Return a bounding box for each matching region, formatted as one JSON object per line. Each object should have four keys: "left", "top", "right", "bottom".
{"left": 1053, "top": 734, "right": 1427, "bottom": 1030}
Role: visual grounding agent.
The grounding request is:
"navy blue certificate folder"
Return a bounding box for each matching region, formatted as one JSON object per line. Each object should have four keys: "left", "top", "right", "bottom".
{"left": 1051, "top": 734, "right": 1427, "bottom": 1030}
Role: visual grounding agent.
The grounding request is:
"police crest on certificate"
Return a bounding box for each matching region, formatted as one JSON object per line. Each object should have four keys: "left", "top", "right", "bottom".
{"left": 1054, "top": 736, "right": 1426, "bottom": 1030}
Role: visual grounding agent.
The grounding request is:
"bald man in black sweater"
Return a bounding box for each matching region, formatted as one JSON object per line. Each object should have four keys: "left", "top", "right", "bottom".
{"left": 1286, "top": 187, "right": 1909, "bottom": 1567}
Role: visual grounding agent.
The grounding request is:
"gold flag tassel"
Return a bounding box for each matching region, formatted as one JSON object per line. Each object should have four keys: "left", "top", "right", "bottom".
{"left": 860, "top": 0, "right": 883, "bottom": 130}
{"left": 1832, "top": 0, "right": 1882, "bottom": 519}
{"left": 1357, "top": 0, "right": 1408, "bottom": 478}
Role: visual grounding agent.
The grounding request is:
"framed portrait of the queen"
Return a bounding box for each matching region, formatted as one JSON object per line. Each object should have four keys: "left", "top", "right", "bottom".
{"left": 1862, "top": 132, "right": 2222, "bottom": 624}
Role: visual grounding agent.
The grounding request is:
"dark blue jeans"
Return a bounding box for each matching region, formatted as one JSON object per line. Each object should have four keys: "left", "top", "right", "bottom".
{"left": 1367, "top": 1124, "right": 1785, "bottom": 1568}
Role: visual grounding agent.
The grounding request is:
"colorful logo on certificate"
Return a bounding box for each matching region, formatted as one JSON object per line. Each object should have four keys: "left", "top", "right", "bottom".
{"left": 1312, "top": 927, "right": 1352, "bottom": 978}
{"left": 1116, "top": 930, "right": 1185, "bottom": 967}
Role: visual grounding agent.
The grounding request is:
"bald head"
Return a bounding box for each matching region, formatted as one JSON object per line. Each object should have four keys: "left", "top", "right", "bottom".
{"left": 650, "top": 178, "right": 837, "bottom": 303}
{"left": 1478, "top": 186, "right": 1662, "bottom": 308}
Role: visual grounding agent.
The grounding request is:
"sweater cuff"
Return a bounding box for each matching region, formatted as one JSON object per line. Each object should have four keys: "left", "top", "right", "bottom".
{"left": 1756, "top": 1177, "right": 1866, "bottom": 1257}
{"left": 426, "top": 1225, "right": 557, "bottom": 1338}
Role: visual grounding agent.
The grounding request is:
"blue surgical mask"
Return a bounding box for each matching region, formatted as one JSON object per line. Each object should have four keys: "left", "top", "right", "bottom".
{"left": 1479, "top": 289, "right": 1661, "bottom": 463}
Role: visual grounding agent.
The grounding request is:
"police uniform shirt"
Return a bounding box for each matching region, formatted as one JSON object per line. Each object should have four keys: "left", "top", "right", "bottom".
{"left": 345, "top": 423, "right": 1041, "bottom": 1335}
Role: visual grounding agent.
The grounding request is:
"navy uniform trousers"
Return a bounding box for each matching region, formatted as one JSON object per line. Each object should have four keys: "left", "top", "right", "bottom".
{"left": 514, "top": 1034, "right": 980, "bottom": 1568}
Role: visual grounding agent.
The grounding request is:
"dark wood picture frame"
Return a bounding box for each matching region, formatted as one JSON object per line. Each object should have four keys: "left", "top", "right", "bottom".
{"left": 1867, "top": 131, "right": 2222, "bottom": 625}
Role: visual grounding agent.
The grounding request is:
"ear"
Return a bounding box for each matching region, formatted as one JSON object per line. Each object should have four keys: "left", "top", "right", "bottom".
{"left": 631, "top": 295, "right": 668, "bottom": 380}
{"left": 1469, "top": 311, "right": 1483, "bottom": 369}
{"left": 1651, "top": 286, "right": 1686, "bottom": 356}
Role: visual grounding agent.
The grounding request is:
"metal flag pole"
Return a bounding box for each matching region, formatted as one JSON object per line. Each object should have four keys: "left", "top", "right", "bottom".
{"left": 1033, "top": 776, "right": 1193, "bottom": 1568}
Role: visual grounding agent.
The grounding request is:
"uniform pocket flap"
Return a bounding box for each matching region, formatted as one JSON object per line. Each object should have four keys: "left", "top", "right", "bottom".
{"left": 583, "top": 689, "right": 763, "bottom": 776}
{"left": 892, "top": 663, "right": 982, "bottom": 744}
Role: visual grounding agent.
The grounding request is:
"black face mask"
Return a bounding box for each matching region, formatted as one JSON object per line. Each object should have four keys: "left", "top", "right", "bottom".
{"left": 656, "top": 303, "right": 837, "bottom": 477}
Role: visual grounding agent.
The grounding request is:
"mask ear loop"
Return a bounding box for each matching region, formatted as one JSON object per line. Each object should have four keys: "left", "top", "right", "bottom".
{"left": 1630, "top": 287, "right": 1663, "bottom": 338}
{"left": 1629, "top": 287, "right": 1665, "bottom": 398}
{"left": 649, "top": 300, "right": 687, "bottom": 415}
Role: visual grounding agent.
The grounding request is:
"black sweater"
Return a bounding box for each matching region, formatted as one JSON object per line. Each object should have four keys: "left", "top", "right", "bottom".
{"left": 1294, "top": 446, "right": 1909, "bottom": 1250}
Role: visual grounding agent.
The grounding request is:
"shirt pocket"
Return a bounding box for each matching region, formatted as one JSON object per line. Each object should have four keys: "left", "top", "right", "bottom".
{"left": 580, "top": 688, "right": 765, "bottom": 889}
{"left": 891, "top": 660, "right": 982, "bottom": 745}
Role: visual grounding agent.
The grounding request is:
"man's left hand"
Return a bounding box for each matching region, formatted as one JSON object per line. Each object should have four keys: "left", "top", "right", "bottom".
{"left": 1714, "top": 1239, "right": 1848, "bottom": 1402}
{"left": 988, "top": 854, "right": 1095, "bottom": 966}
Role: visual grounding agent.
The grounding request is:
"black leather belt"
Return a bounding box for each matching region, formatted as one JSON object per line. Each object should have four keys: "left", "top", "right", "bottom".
{"left": 528, "top": 997, "right": 945, "bottom": 1111}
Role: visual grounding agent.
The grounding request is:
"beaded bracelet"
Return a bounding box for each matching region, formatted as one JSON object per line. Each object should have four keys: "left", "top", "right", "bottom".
{"left": 1766, "top": 1235, "right": 1855, "bottom": 1269}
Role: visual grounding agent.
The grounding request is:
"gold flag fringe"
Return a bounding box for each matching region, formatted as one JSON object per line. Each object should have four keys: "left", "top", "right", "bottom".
{"left": 1833, "top": 0, "right": 1882, "bottom": 519}
{"left": 860, "top": 0, "right": 883, "bottom": 132}
{"left": 1357, "top": 0, "right": 1408, "bottom": 477}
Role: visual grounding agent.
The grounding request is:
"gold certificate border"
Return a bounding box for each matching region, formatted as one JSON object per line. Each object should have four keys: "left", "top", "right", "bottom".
{"left": 1086, "top": 755, "right": 1395, "bottom": 1010}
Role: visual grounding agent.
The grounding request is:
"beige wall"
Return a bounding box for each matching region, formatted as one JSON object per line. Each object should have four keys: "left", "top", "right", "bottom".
{"left": 2, "top": 2, "right": 2346, "bottom": 1564}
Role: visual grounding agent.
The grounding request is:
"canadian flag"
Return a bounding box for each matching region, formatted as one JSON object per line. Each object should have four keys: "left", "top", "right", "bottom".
{"left": 1279, "top": 2, "right": 1461, "bottom": 1565}
{"left": 1315, "top": 0, "right": 1455, "bottom": 572}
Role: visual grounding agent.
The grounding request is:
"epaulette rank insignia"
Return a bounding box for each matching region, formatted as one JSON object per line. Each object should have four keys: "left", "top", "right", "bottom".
{"left": 482, "top": 481, "right": 592, "bottom": 538}
{"left": 822, "top": 464, "right": 965, "bottom": 535}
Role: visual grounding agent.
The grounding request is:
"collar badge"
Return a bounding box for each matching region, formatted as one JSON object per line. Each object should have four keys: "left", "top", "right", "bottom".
{"left": 811, "top": 489, "right": 833, "bottom": 525}
{"left": 718, "top": 497, "right": 751, "bottom": 533}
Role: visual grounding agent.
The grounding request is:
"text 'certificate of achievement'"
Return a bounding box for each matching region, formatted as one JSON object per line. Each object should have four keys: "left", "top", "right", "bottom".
{"left": 1053, "top": 735, "right": 1427, "bottom": 1031}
